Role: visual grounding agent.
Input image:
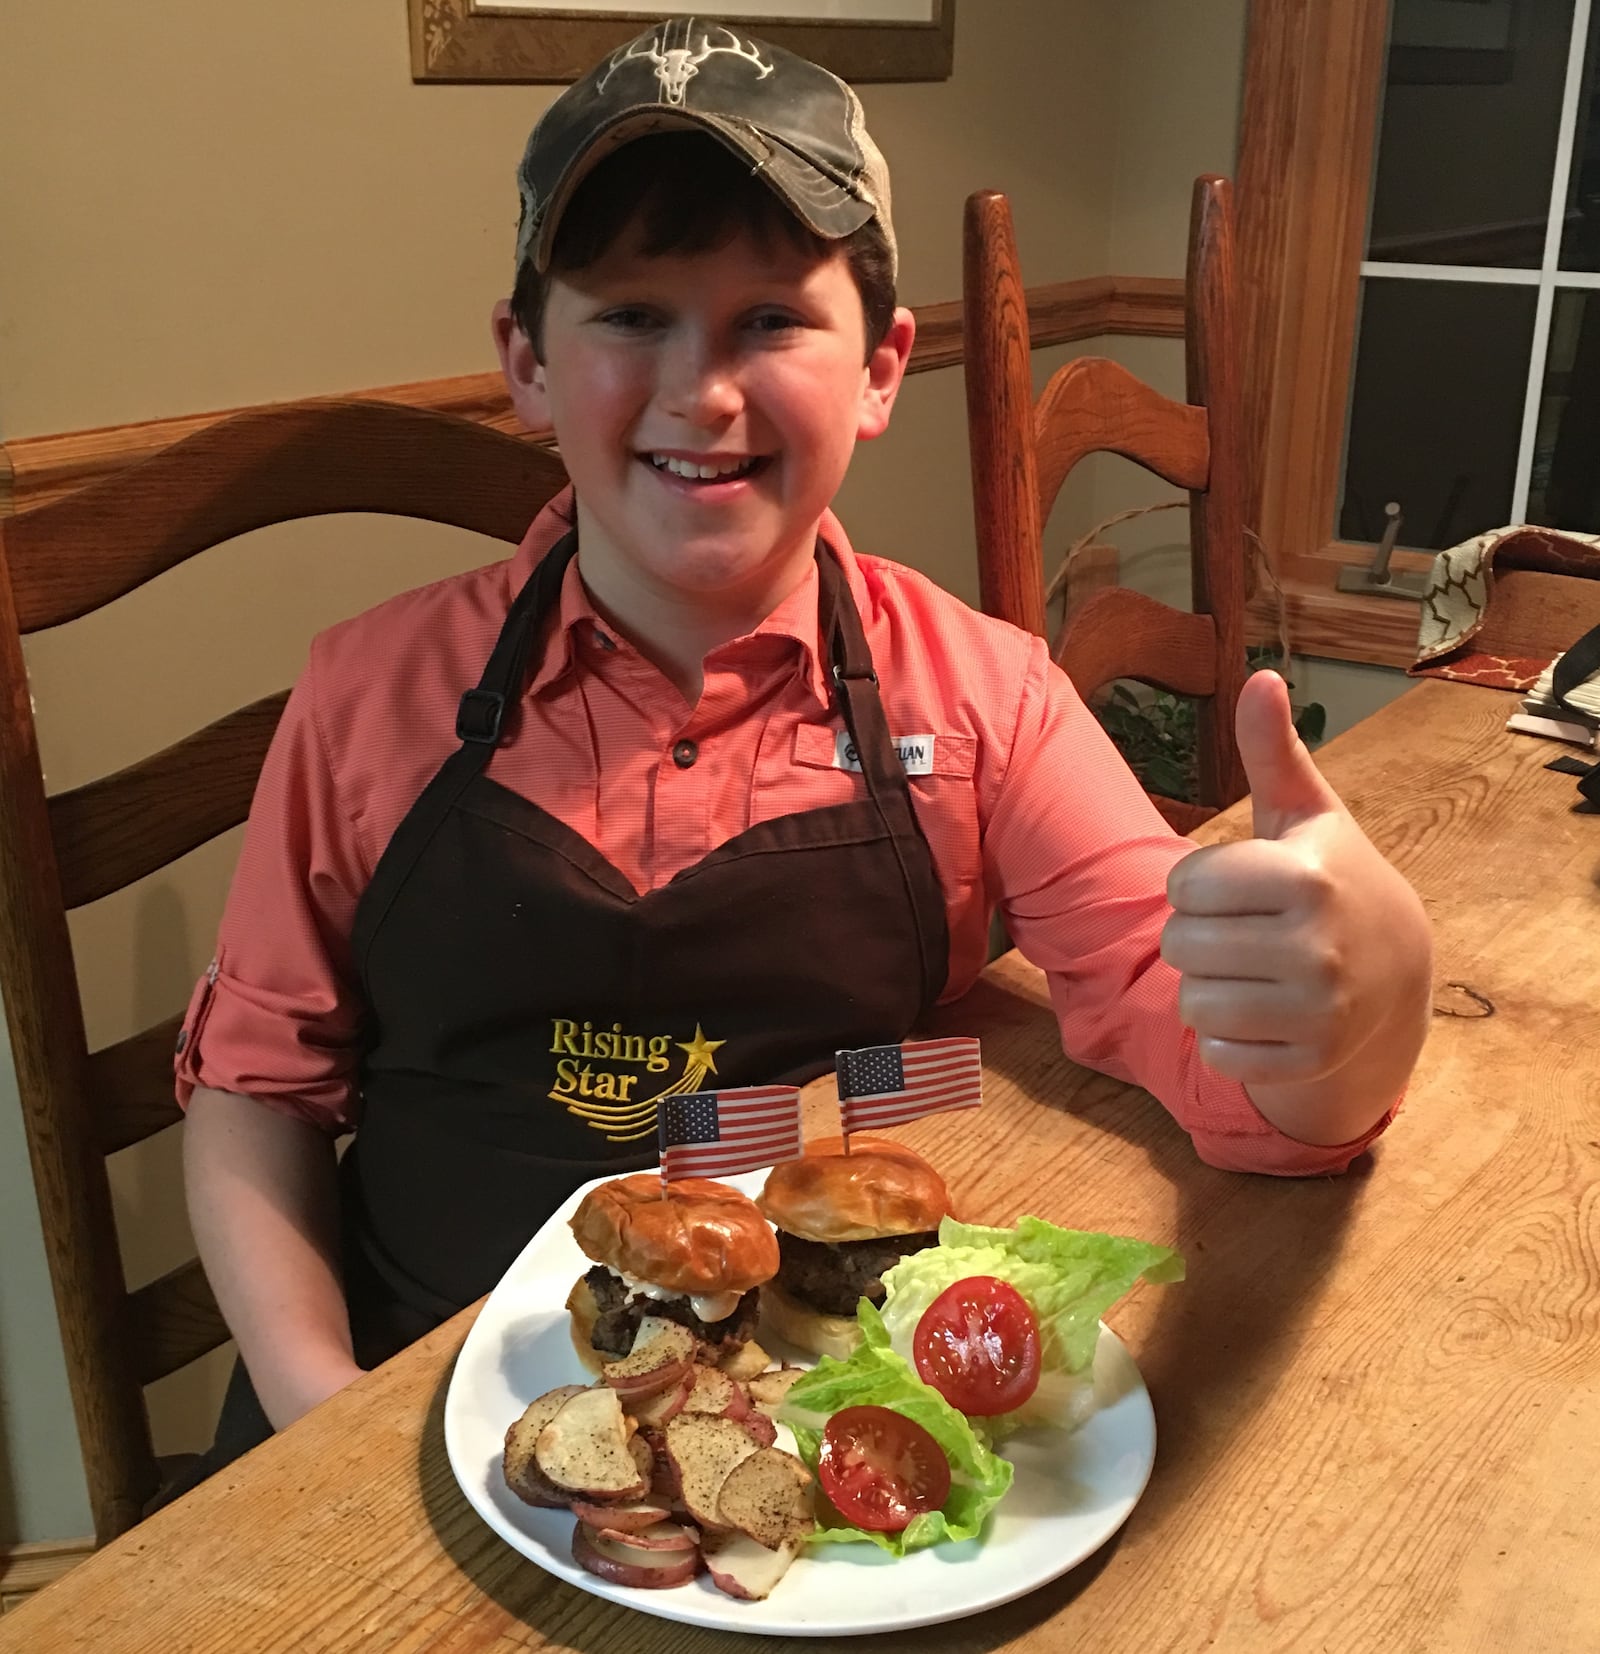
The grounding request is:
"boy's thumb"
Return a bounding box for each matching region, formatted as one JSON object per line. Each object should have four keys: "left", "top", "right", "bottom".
{"left": 1237, "top": 670, "right": 1340, "bottom": 841}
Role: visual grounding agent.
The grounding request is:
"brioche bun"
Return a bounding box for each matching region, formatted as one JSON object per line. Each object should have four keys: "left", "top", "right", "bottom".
{"left": 757, "top": 1135, "right": 951, "bottom": 1244}
{"left": 569, "top": 1173, "right": 778, "bottom": 1296}
{"left": 758, "top": 1279, "right": 866, "bottom": 1362}
{"left": 564, "top": 1276, "right": 607, "bottom": 1374}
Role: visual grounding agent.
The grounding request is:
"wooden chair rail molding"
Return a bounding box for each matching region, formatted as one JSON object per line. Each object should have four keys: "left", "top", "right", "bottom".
{"left": 0, "top": 275, "right": 1183, "bottom": 518}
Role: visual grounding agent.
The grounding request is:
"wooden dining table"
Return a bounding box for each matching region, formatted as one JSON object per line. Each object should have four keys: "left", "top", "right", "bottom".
{"left": 5, "top": 674, "right": 1597, "bottom": 1653}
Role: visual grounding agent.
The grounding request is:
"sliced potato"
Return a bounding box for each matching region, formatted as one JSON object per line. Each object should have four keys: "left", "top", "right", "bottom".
{"left": 679, "top": 1366, "right": 738, "bottom": 1418}
{"left": 503, "top": 1384, "right": 589, "bottom": 1506}
{"left": 746, "top": 1367, "right": 806, "bottom": 1415}
{"left": 628, "top": 1367, "right": 696, "bottom": 1429}
{"left": 739, "top": 1409, "right": 778, "bottom": 1449}
{"left": 572, "top": 1523, "right": 701, "bottom": 1589}
{"left": 702, "top": 1530, "right": 801, "bottom": 1601}
{"left": 715, "top": 1448, "right": 813, "bottom": 1551}
{"left": 535, "top": 1386, "right": 646, "bottom": 1496}
{"left": 569, "top": 1496, "right": 673, "bottom": 1533}
{"left": 592, "top": 1519, "right": 698, "bottom": 1553}
{"left": 664, "top": 1414, "right": 760, "bottom": 1530}
{"left": 602, "top": 1317, "right": 697, "bottom": 1399}
{"left": 716, "top": 1339, "right": 772, "bottom": 1381}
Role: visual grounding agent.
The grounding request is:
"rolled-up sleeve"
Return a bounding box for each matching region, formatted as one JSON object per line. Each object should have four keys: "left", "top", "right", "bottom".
{"left": 174, "top": 650, "right": 368, "bottom": 1134}
{"left": 982, "top": 641, "right": 1393, "bottom": 1176}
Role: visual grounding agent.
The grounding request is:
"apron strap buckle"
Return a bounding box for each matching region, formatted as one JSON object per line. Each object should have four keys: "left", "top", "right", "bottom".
{"left": 832, "top": 662, "right": 879, "bottom": 690}
{"left": 456, "top": 688, "right": 507, "bottom": 744}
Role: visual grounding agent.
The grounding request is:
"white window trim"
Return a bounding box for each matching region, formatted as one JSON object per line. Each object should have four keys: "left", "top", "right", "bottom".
{"left": 1353, "top": 0, "right": 1597, "bottom": 523}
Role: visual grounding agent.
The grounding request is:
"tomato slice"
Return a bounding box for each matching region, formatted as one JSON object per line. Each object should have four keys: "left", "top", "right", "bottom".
{"left": 816, "top": 1405, "right": 952, "bottom": 1533}
{"left": 912, "top": 1275, "right": 1042, "bottom": 1417}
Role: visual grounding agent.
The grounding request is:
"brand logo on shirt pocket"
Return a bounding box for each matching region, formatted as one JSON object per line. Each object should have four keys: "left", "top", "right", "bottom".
{"left": 834, "top": 730, "right": 936, "bottom": 776}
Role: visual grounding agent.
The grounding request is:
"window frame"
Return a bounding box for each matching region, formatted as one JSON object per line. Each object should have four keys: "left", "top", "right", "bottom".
{"left": 1237, "top": 0, "right": 1441, "bottom": 667}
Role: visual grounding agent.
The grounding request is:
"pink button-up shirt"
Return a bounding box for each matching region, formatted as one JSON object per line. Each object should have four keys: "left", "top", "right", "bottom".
{"left": 176, "top": 490, "right": 1392, "bottom": 1174}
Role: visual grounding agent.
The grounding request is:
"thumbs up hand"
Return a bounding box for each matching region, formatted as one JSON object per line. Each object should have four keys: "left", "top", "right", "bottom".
{"left": 1161, "top": 672, "right": 1432, "bottom": 1145}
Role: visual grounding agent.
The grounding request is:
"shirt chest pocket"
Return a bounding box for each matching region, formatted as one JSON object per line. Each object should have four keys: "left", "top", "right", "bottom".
{"left": 755, "top": 723, "right": 983, "bottom": 896}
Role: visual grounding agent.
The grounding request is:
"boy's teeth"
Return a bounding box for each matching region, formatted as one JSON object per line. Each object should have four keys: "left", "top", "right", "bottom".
{"left": 652, "top": 454, "right": 755, "bottom": 480}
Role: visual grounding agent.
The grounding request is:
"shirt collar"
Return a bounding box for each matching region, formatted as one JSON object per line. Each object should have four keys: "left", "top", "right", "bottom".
{"left": 507, "top": 488, "right": 872, "bottom": 712}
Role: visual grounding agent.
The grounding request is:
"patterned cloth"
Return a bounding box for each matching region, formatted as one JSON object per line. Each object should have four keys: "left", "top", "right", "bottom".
{"left": 1411, "top": 525, "right": 1600, "bottom": 690}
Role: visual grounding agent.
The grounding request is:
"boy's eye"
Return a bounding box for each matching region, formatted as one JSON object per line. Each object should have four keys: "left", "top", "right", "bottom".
{"left": 749, "top": 309, "right": 805, "bottom": 335}
{"left": 597, "top": 307, "right": 660, "bottom": 331}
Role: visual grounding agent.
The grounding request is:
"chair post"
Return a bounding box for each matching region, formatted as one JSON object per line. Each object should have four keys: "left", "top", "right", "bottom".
{"left": 0, "top": 532, "right": 156, "bottom": 1544}
{"left": 964, "top": 191, "right": 1049, "bottom": 639}
{"left": 1185, "top": 174, "right": 1251, "bottom": 809}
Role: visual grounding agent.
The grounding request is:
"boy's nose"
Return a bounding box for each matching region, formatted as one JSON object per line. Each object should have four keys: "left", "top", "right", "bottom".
{"left": 658, "top": 339, "right": 743, "bottom": 425}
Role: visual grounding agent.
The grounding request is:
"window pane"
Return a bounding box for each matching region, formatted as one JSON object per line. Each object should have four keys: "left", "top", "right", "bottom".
{"left": 1527, "top": 288, "right": 1600, "bottom": 527}
{"left": 1340, "top": 278, "right": 1537, "bottom": 549}
{"left": 1368, "top": 0, "right": 1575, "bottom": 268}
{"left": 1559, "top": 5, "right": 1600, "bottom": 268}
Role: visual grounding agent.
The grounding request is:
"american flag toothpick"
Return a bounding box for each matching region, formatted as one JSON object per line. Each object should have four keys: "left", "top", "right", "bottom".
{"left": 657, "top": 1085, "right": 803, "bottom": 1184}
{"left": 835, "top": 1037, "right": 983, "bottom": 1146}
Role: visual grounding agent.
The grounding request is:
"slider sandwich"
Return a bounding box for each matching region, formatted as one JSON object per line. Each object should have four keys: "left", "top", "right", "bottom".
{"left": 567, "top": 1173, "right": 778, "bottom": 1379}
{"left": 757, "top": 1136, "right": 953, "bottom": 1360}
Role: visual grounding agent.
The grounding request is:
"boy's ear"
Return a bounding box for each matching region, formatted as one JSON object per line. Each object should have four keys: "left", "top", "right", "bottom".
{"left": 856, "top": 307, "right": 917, "bottom": 443}
{"left": 491, "top": 299, "right": 552, "bottom": 433}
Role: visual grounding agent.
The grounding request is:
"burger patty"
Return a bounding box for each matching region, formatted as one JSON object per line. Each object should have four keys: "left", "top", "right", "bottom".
{"left": 775, "top": 1229, "right": 941, "bottom": 1319}
{"left": 583, "top": 1264, "right": 761, "bottom": 1358}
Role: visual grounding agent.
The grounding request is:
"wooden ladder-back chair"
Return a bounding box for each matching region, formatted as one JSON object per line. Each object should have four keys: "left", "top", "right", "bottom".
{"left": 963, "top": 174, "right": 1250, "bottom": 835}
{"left": 0, "top": 399, "right": 568, "bottom": 1543}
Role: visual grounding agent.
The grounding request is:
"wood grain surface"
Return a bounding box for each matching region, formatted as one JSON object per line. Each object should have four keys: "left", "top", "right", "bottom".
{"left": 6, "top": 677, "right": 1598, "bottom": 1652}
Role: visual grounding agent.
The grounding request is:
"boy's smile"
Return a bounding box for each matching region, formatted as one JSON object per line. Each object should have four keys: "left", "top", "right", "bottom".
{"left": 497, "top": 223, "right": 912, "bottom": 689}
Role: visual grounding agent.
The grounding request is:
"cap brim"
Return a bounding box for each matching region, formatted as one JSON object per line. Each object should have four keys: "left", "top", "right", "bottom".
{"left": 530, "top": 107, "right": 875, "bottom": 272}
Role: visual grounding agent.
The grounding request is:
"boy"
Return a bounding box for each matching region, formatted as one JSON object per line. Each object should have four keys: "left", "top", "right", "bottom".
{"left": 177, "top": 17, "right": 1432, "bottom": 1457}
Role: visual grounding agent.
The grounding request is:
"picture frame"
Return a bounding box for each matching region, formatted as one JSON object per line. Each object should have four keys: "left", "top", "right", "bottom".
{"left": 408, "top": 2, "right": 956, "bottom": 85}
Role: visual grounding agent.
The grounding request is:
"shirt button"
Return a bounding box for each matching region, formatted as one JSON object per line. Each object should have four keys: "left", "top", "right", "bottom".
{"left": 174, "top": 1028, "right": 188, "bottom": 1055}
{"left": 672, "top": 739, "right": 698, "bottom": 769}
{"left": 592, "top": 629, "right": 615, "bottom": 650}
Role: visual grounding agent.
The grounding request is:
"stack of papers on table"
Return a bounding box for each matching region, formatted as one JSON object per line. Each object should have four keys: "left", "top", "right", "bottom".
{"left": 1506, "top": 660, "right": 1600, "bottom": 748}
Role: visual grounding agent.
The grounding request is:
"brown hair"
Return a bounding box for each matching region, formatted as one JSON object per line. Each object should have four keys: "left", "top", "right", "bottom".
{"left": 510, "top": 132, "right": 896, "bottom": 361}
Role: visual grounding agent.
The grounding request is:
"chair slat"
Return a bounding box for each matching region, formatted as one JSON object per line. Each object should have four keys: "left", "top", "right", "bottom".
{"left": 4, "top": 400, "right": 566, "bottom": 633}
{"left": 1054, "top": 588, "right": 1219, "bottom": 700}
{"left": 1033, "top": 357, "right": 1211, "bottom": 522}
{"left": 129, "top": 1260, "right": 230, "bottom": 1388}
{"left": 87, "top": 1015, "right": 186, "bottom": 1155}
{"left": 50, "top": 693, "right": 287, "bottom": 910}
{"left": 965, "top": 176, "right": 1250, "bottom": 824}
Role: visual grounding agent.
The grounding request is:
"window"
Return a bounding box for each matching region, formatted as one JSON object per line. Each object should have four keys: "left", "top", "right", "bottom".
{"left": 1348, "top": 0, "right": 1600, "bottom": 548}
{"left": 1237, "top": 0, "right": 1600, "bottom": 664}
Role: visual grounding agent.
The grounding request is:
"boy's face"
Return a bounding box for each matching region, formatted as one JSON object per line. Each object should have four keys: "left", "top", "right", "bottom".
{"left": 495, "top": 222, "right": 913, "bottom": 616}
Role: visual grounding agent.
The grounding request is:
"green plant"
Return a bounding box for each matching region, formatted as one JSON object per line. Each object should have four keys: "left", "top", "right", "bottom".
{"left": 1093, "top": 648, "right": 1326, "bottom": 804}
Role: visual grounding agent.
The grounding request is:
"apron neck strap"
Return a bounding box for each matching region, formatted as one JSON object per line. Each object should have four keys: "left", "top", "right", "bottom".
{"left": 453, "top": 527, "right": 580, "bottom": 762}
{"left": 817, "top": 546, "right": 904, "bottom": 804}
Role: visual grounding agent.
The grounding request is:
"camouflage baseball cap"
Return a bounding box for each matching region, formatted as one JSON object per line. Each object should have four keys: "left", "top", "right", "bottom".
{"left": 515, "top": 16, "right": 896, "bottom": 280}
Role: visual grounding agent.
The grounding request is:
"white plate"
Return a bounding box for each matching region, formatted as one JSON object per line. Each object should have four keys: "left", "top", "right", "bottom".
{"left": 444, "top": 1168, "right": 1157, "bottom": 1638}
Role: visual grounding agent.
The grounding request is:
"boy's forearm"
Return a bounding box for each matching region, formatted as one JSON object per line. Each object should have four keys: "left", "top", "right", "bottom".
{"left": 183, "top": 1085, "right": 362, "bottom": 1431}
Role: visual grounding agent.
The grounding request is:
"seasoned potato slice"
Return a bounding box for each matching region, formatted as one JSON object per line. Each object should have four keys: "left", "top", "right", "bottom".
{"left": 535, "top": 1386, "right": 646, "bottom": 1496}
{"left": 715, "top": 1447, "right": 813, "bottom": 1551}
{"left": 702, "top": 1530, "right": 801, "bottom": 1600}
{"left": 663, "top": 1414, "right": 760, "bottom": 1530}
{"left": 503, "top": 1384, "right": 589, "bottom": 1506}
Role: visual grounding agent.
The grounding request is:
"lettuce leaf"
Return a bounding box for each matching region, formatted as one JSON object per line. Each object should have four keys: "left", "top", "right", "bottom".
{"left": 778, "top": 1302, "right": 1014, "bottom": 1555}
{"left": 877, "top": 1215, "right": 1184, "bottom": 1437}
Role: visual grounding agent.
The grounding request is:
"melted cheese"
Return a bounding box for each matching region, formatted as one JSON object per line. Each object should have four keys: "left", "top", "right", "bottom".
{"left": 609, "top": 1267, "right": 741, "bottom": 1326}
